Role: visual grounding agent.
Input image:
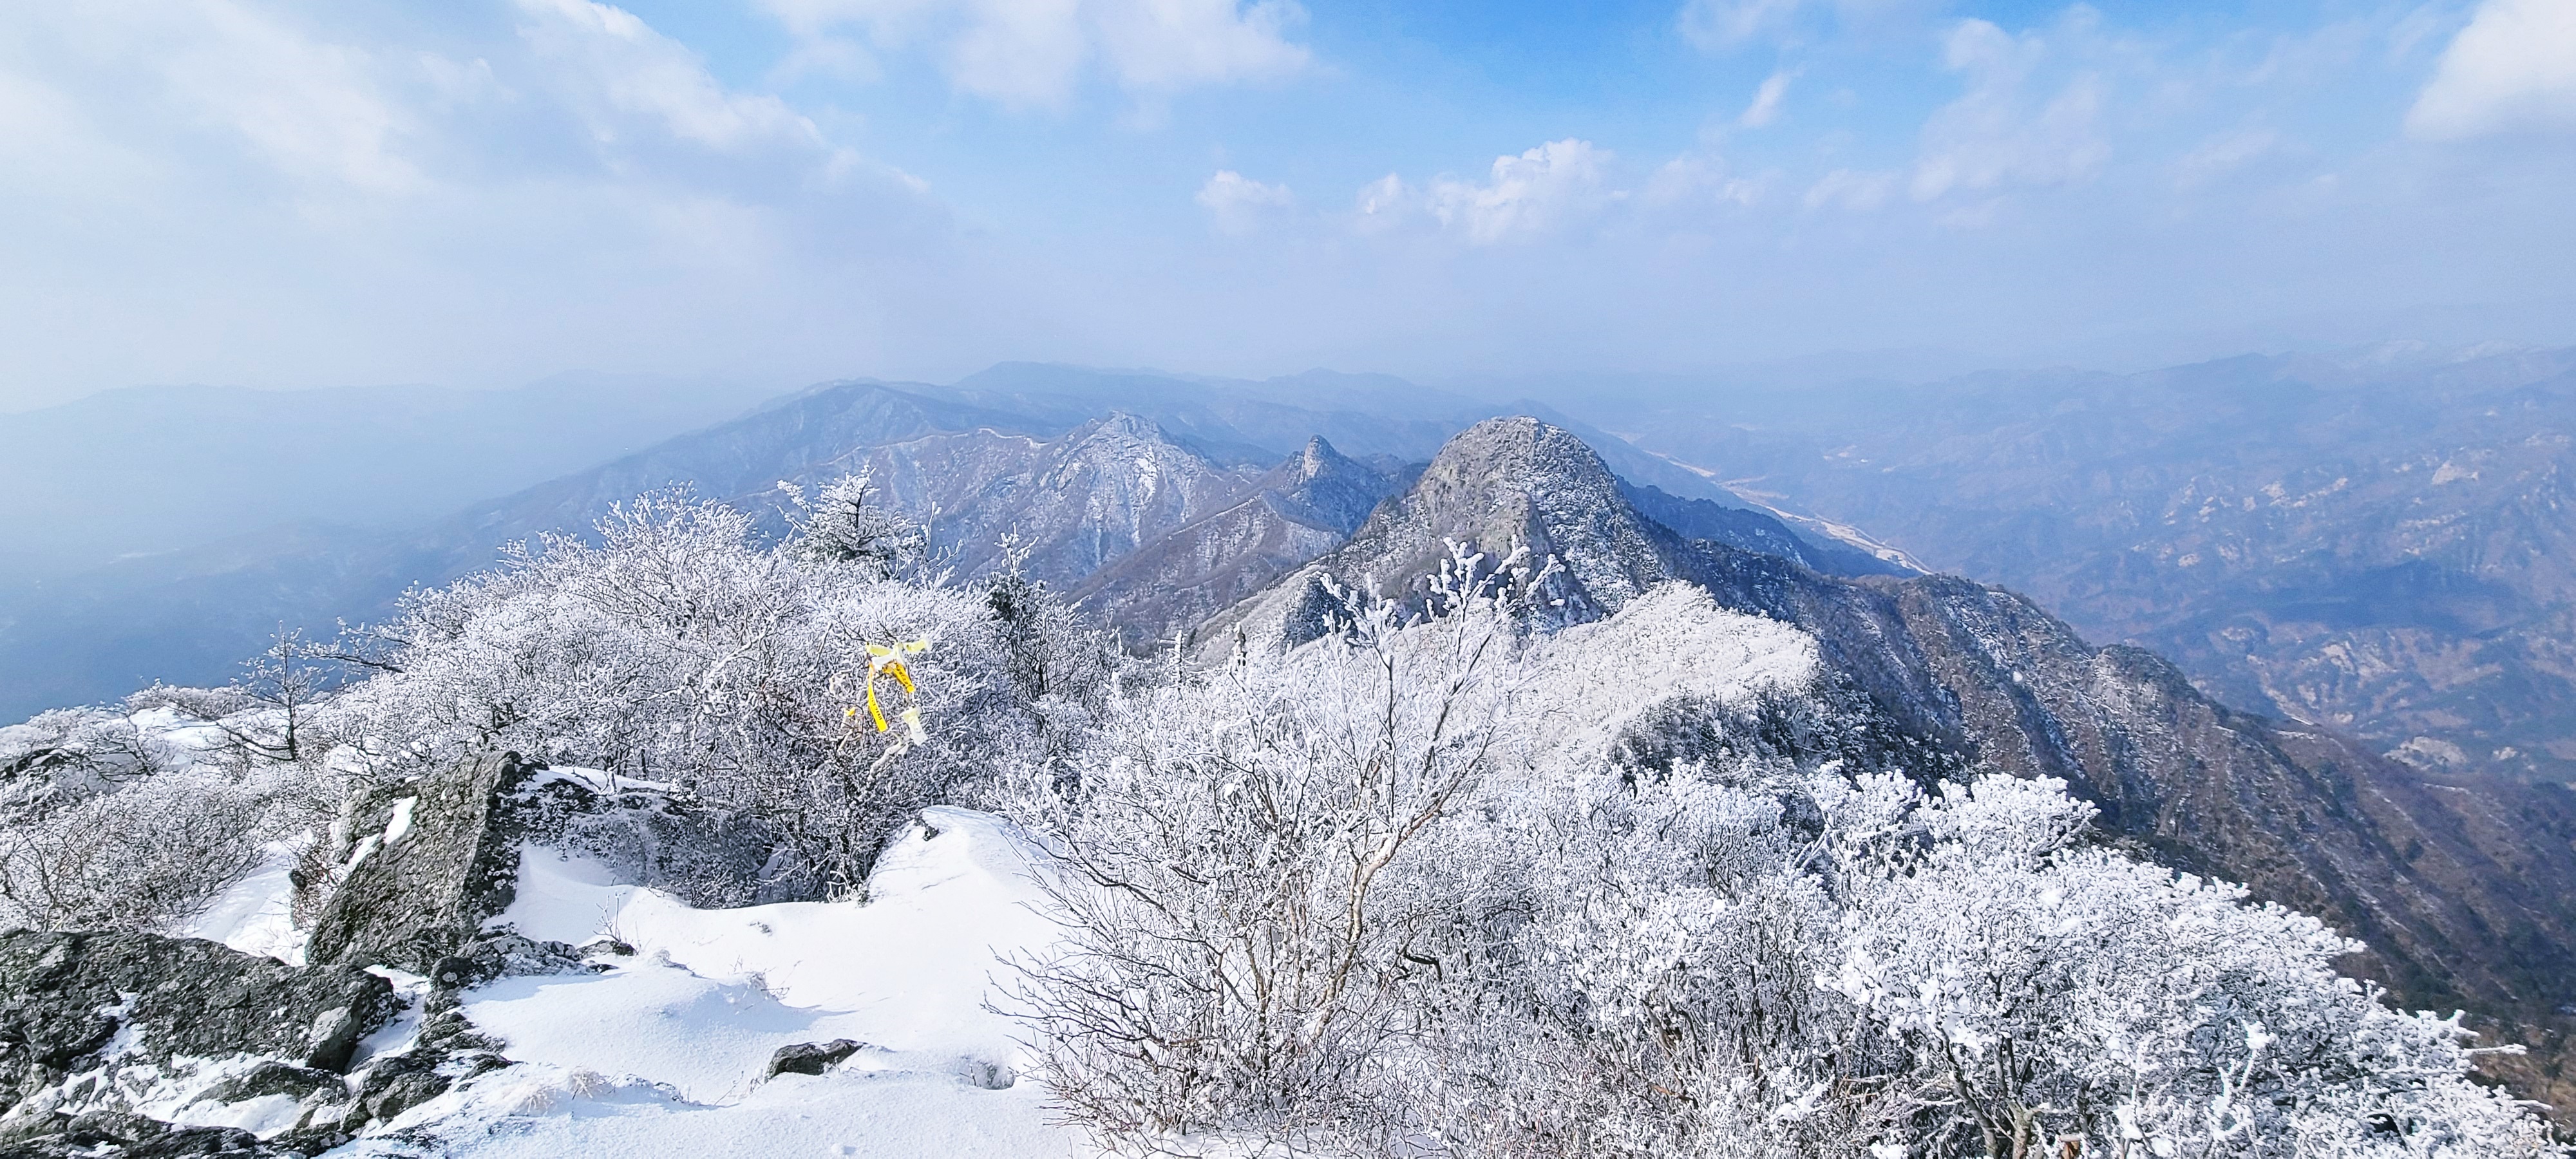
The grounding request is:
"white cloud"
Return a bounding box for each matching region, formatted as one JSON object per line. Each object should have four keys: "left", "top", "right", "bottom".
{"left": 2175, "top": 127, "right": 2278, "bottom": 187}
{"left": 1909, "top": 19, "right": 2108, "bottom": 202}
{"left": 1425, "top": 139, "right": 1617, "bottom": 245}
{"left": 133, "top": 0, "right": 420, "bottom": 193}
{"left": 1803, "top": 167, "right": 1895, "bottom": 211}
{"left": 1197, "top": 169, "right": 1294, "bottom": 233}
{"left": 517, "top": 0, "right": 828, "bottom": 154}
{"left": 1349, "top": 173, "right": 1414, "bottom": 234}
{"left": 0, "top": 71, "right": 158, "bottom": 198}
{"left": 1676, "top": 0, "right": 1928, "bottom": 52}
{"left": 1645, "top": 153, "right": 1766, "bottom": 208}
{"left": 1678, "top": 0, "right": 1807, "bottom": 50}
{"left": 1092, "top": 0, "right": 1307, "bottom": 91}
{"left": 2407, "top": 0, "right": 2576, "bottom": 139}
{"left": 1739, "top": 68, "right": 1794, "bottom": 127}
{"left": 0, "top": 0, "right": 963, "bottom": 404}
{"left": 755, "top": 0, "right": 1307, "bottom": 109}
{"left": 1343, "top": 140, "right": 1622, "bottom": 243}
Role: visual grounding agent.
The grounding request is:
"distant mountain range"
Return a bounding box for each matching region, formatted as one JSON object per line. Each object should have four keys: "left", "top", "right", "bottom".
{"left": 0, "top": 366, "right": 1879, "bottom": 716}
{"left": 0, "top": 372, "right": 764, "bottom": 583}
{"left": 1573, "top": 344, "right": 2576, "bottom": 787}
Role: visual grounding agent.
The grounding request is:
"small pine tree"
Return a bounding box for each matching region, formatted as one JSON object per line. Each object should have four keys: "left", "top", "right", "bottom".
{"left": 780, "top": 474, "right": 925, "bottom": 580}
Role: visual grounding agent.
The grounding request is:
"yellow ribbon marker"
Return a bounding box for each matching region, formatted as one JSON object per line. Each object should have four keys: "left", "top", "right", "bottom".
{"left": 863, "top": 638, "right": 933, "bottom": 742}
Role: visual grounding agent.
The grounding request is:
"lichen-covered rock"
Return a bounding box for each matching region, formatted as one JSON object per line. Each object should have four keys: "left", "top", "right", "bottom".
{"left": 0, "top": 930, "right": 396, "bottom": 1102}
{"left": 304, "top": 751, "right": 545, "bottom": 973}
{"left": 0, "top": 929, "right": 397, "bottom": 1154}
{"left": 193, "top": 1062, "right": 342, "bottom": 1108}
{"left": 307, "top": 751, "right": 808, "bottom": 976}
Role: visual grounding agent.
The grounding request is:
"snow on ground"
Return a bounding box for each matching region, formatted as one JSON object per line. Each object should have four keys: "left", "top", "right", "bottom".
{"left": 182, "top": 838, "right": 310, "bottom": 965}
{"left": 336, "top": 806, "right": 1081, "bottom": 1158}
{"left": 1533, "top": 582, "right": 1822, "bottom": 757}
{"left": 358, "top": 1065, "right": 1068, "bottom": 1158}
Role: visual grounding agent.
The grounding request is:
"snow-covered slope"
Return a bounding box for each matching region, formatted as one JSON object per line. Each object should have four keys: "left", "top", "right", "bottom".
{"left": 346, "top": 806, "right": 1077, "bottom": 1157}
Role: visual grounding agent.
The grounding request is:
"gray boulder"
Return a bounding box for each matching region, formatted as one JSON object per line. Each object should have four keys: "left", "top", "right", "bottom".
{"left": 304, "top": 751, "right": 545, "bottom": 974}
{"left": 306, "top": 750, "right": 810, "bottom": 975}
{"left": 767, "top": 1039, "right": 869, "bottom": 1077}
{"left": 0, "top": 930, "right": 396, "bottom": 1098}
{"left": 0, "top": 929, "right": 398, "bottom": 1153}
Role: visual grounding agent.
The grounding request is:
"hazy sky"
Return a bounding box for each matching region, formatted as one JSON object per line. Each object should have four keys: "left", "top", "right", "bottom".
{"left": 4, "top": 0, "right": 2573, "bottom": 408}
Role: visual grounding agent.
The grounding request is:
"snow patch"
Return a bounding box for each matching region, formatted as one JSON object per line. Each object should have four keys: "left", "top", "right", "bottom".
{"left": 180, "top": 838, "right": 310, "bottom": 966}
{"left": 1534, "top": 583, "right": 1823, "bottom": 758}
{"left": 380, "top": 806, "right": 1074, "bottom": 1155}
{"left": 343, "top": 1064, "right": 1063, "bottom": 1158}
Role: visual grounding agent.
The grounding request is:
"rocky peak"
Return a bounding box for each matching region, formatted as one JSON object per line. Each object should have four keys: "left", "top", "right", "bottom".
{"left": 1343, "top": 417, "right": 1693, "bottom": 618}
{"left": 1072, "top": 410, "right": 1166, "bottom": 446}
{"left": 1200, "top": 419, "right": 2576, "bottom": 1084}
{"left": 1260, "top": 437, "right": 1390, "bottom": 532}
{"left": 1044, "top": 412, "right": 1231, "bottom": 498}
{"left": 1290, "top": 435, "right": 1350, "bottom": 481}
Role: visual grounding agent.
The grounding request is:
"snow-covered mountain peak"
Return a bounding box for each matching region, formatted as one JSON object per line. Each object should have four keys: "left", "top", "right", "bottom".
{"left": 1206, "top": 416, "right": 1695, "bottom": 642}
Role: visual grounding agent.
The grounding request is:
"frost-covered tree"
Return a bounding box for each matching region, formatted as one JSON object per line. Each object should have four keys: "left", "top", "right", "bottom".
{"left": 778, "top": 473, "right": 931, "bottom": 581}
{"left": 317, "top": 486, "right": 1112, "bottom": 897}
{"left": 0, "top": 704, "right": 171, "bottom": 811}
{"left": 207, "top": 625, "right": 325, "bottom": 768}
{"left": 1003, "top": 544, "right": 1539, "bottom": 1153}
{"left": 1007, "top": 576, "right": 2557, "bottom": 1158}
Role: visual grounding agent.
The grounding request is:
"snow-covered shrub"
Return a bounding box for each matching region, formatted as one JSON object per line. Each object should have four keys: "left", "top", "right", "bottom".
{"left": 1008, "top": 576, "right": 2557, "bottom": 1158}
{"left": 0, "top": 688, "right": 348, "bottom": 936}
{"left": 0, "top": 706, "right": 173, "bottom": 818}
{"left": 320, "top": 484, "right": 1113, "bottom": 896}
{"left": 1003, "top": 545, "right": 1537, "bottom": 1153}
{"left": 1404, "top": 764, "right": 2555, "bottom": 1158}
{"left": 777, "top": 473, "right": 932, "bottom": 580}
{"left": 0, "top": 768, "right": 265, "bottom": 933}
{"left": 1821, "top": 772, "right": 2550, "bottom": 1158}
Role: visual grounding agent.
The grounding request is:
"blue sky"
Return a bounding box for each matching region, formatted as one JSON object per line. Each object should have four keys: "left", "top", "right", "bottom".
{"left": 2, "top": 0, "right": 2571, "bottom": 406}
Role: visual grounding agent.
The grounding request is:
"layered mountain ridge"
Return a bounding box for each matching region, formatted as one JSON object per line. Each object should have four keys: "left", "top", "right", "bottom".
{"left": 1593, "top": 346, "right": 2576, "bottom": 786}
{"left": 1070, "top": 437, "right": 1405, "bottom": 645}
{"left": 0, "top": 371, "right": 1867, "bottom": 715}
{"left": 1216, "top": 416, "right": 2576, "bottom": 1099}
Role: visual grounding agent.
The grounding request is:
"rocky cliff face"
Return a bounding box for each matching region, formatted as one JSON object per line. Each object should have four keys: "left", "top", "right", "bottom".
{"left": 0, "top": 930, "right": 402, "bottom": 1154}
{"left": 1213, "top": 416, "right": 2576, "bottom": 1101}
{"left": 1068, "top": 437, "right": 1401, "bottom": 645}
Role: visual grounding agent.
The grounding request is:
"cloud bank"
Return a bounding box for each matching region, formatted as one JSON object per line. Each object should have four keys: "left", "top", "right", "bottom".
{"left": 0, "top": 0, "right": 2569, "bottom": 407}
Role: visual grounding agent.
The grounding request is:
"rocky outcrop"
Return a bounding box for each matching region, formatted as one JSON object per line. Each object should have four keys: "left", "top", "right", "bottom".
{"left": 0, "top": 748, "right": 802, "bottom": 1151}
{"left": 305, "top": 751, "right": 546, "bottom": 974}
{"left": 307, "top": 751, "right": 804, "bottom": 977}
{"left": 0, "top": 929, "right": 400, "bottom": 1153}
{"left": 1210, "top": 416, "right": 2576, "bottom": 1103}
{"left": 0, "top": 930, "right": 395, "bottom": 1091}
{"left": 767, "top": 1039, "right": 868, "bottom": 1078}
